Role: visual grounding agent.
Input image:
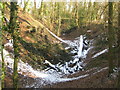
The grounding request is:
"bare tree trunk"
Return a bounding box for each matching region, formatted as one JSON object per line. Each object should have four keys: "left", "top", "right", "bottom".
{"left": 75, "top": 2, "right": 79, "bottom": 28}
{"left": 34, "top": 0, "right": 36, "bottom": 10}
{"left": 108, "top": 2, "right": 114, "bottom": 75}
{"left": 0, "top": 3, "right": 5, "bottom": 88}
{"left": 1, "top": 42, "right": 4, "bottom": 89}
{"left": 9, "top": 2, "right": 19, "bottom": 89}
{"left": 39, "top": 0, "right": 44, "bottom": 18}
{"left": 117, "top": 1, "right": 120, "bottom": 88}
{"left": 32, "top": 0, "right": 36, "bottom": 17}
{"left": 57, "top": 3, "right": 61, "bottom": 36}
{"left": 23, "top": 0, "right": 30, "bottom": 12}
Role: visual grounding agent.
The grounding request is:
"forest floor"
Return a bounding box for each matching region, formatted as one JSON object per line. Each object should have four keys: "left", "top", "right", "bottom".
{"left": 4, "top": 23, "right": 118, "bottom": 88}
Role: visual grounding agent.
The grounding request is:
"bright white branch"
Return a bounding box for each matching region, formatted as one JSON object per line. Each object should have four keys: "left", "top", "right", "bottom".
{"left": 92, "top": 49, "right": 108, "bottom": 58}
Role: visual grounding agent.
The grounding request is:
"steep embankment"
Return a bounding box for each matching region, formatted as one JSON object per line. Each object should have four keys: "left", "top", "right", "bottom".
{"left": 4, "top": 7, "right": 72, "bottom": 70}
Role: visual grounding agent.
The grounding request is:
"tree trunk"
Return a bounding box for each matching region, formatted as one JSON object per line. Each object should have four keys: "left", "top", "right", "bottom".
{"left": 1, "top": 43, "right": 4, "bottom": 89}
{"left": 117, "top": 2, "right": 120, "bottom": 88}
{"left": 9, "top": 2, "right": 19, "bottom": 89}
{"left": 39, "top": 0, "right": 44, "bottom": 18}
{"left": 23, "top": 0, "right": 29, "bottom": 12}
{"left": 75, "top": 2, "right": 79, "bottom": 28}
{"left": 34, "top": 0, "right": 36, "bottom": 10}
{"left": 0, "top": 3, "right": 5, "bottom": 88}
{"left": 57, "top": 3, "right": 61, "bottom": 36}
{"left": 32, "top": 0, "right": 36, "bottom": 17}
{"left": 108, "top": 2, "right": 114, "bottom": 75}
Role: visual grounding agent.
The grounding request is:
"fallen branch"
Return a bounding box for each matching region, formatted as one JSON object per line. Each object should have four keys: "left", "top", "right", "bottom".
{"left": 45, "top": 27, "right": 67, "bottom": 44}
